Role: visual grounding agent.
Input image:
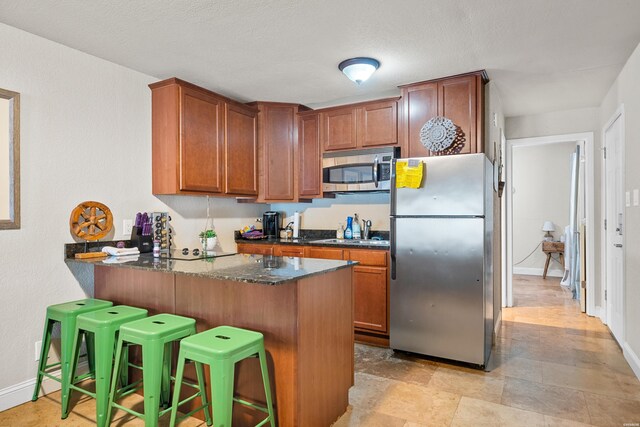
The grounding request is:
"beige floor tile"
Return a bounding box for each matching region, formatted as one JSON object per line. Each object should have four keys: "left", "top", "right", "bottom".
{"left": 584, "top": 392, "right": 640, "bottom": 426}
{"left": 543, "top": 415, "right": 595, "bottom": 426}
{"left": 541, "top": 360, "right": 629, "bottom": 399}
{"left": 348, "top": 372, "right": 396, "bottom": 409}
{"left": 352, "top": 372, "right": 460, "bottom": 425}
{"left": 2, "top": 388, "right": 206, "bottom": 427}
{"left": 427, "top": 366, "right": 504, "bottom": 403}
{"left": 355, "top": 344, "right": 437, "bottom": 387}
{"left": 501, "top": 377, "right": 591, "bottom": 424}
{"left": 451, "top": 396, "right": 545, "bottom": 427}
{"left": 332, "top": 405, "right": 407, "bottom": 427}
{"left": 616, "top": 373, "right": 640, "bottom": 401}
{"left": 488, "top": 355, "right": 544, "bottom": 383}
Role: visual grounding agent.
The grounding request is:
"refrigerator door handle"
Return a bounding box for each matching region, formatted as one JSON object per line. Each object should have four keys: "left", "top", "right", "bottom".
{"left": 390, "top": 218, "right": 396, "bottom": 280}
{"left": 390, "top": 159, "right": 397, "bottom": 215}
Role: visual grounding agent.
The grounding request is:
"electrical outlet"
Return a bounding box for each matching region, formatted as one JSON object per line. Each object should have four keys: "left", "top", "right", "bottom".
{"left": 35, "top": 340, "right": 42, "bottom": 362}
{"left": 634, "top": 189, "right": 639, "bottom": 206}
{"left": 123, "top": 219, "right": 133, "bottom": 236}
{"left": 626, "top": 191, "right": 631, "bottom": 207}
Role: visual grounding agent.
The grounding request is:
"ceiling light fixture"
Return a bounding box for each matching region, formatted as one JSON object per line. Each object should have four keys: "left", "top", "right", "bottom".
{"left": 338, "top": 57, "right": 380, "bottom": 85}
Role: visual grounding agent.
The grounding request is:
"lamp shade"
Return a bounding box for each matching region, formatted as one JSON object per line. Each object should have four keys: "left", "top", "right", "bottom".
{"left": 338, "top": 57, "right": 380, "bottom": 84}
{"left": 542, "top": 221, "right": 555, "bottom": 232}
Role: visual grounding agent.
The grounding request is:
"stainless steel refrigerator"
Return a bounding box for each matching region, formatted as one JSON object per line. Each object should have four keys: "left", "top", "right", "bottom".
{"left": 390, "top": 153, "right": 493, "bottom": 367}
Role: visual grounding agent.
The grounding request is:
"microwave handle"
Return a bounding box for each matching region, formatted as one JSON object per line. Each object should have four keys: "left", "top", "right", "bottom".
{"left": 373, "top": 156, "right": 379, "bottom": 188}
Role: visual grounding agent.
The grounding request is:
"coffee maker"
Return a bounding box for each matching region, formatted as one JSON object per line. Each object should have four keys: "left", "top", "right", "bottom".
{"left": 262, "top": 211, "right": 281, "bottom": 239}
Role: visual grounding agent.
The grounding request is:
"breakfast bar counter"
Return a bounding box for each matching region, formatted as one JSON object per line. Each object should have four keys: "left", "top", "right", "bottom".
{"left": 67, "top": 254, "right": 355, "bottom": 426}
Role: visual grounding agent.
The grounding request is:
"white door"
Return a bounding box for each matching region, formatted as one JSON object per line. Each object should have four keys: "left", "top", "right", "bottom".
{"left": 604, "top": 111, "right": 624, "bottom": 343}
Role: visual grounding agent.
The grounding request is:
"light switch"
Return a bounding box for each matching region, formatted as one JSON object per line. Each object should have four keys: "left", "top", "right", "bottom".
{"left": 626, "top": 191, "right": 631, "bottom": 207}
{"left": 123, "top": 219, "right": 133, "bottom": 236}
{"left": 634, "top": 189, "right": 640, "bottom": 206}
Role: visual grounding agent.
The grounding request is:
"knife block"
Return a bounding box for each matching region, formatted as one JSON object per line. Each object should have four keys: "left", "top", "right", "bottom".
{"left": 130, "top": 226, "right": 153, "bottom": 253}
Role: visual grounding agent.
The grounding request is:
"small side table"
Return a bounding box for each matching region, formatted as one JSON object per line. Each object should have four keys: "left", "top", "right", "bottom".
{"left": 542, "top": 241, "right": 564, "bottom": 279}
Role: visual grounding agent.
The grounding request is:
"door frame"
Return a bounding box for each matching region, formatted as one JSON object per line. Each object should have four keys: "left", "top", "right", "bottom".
{"left": 601, "top": 104, "right": 625, "bottom": 331}
{"left": 504, "top": 132, "right": 595, "bottom": 314}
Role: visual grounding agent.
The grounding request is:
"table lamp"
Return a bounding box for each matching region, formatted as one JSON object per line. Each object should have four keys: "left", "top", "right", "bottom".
{"left": 542, "top": 221, "right": 555, "bottom": 241}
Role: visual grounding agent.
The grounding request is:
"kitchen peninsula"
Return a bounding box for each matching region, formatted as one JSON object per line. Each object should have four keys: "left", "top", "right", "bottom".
{"left": 67, "top": 253, "right": 355, "bottom": 427}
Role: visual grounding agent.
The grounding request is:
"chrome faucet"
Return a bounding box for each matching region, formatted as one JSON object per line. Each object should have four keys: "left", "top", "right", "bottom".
{"left": 363, "top": 219, "right": 372, "bottom": 240}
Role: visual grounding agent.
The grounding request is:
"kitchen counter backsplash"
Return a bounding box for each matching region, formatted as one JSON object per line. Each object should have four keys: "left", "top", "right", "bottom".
{"left": 234, "top": 229, "right": 389, "bottom": 241}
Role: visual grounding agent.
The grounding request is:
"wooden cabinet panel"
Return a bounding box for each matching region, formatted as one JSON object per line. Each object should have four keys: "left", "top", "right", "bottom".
{"left": 353, "top": 266, "right": 388, "bottom": 333}
{"left": 304, "top": 246, "right": 344, "bottom": 260}
{"left": 256, "top": 103, "right": 297, "bottom": 201}
{"left": 347, "top": 249, "right": 387, "bottom": 267}
{"left": 180, "top": 87, "right": 224, "bottom": 192}
{"left": 402, "top": 81, "right": 438, "bottom": 158}
{"left": 274, "top": 245, "right": 305, "bottom": 257}
{"left": 438, "top": 76, "right": 477, "bottom": 155}
{"left": 150, "top": 78, "right": 259, "bottom": 197}
{"left": 298, "top": 113, "right": 321, "bottom": 197}
{"left": 401, "top": 71, "right": 485, "bottom": 158}
{"left": 236, "top": 243, "right": 273, "bottom": 255}
{"left": 225, "top": 103, "right": 258, "bottom": 195}
{"left": 322, "top": 107, "right": 357, "bottom": 151}
{"left": 358, "top": 99, "right": 398, "bottom": 147}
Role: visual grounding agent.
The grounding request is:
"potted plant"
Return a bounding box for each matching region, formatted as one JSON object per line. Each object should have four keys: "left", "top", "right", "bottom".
{"left": 199, "top": 229, "right": 217, "bottom": 251}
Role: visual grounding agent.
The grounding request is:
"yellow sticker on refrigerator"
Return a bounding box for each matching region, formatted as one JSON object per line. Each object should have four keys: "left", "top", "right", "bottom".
{"left": 395, "top": 159, "right": 424, "bottom": 188}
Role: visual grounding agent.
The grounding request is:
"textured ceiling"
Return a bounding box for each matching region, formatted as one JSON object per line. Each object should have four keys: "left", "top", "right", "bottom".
{"left": 1, "top": 0, "right": 640, "bottom": 116}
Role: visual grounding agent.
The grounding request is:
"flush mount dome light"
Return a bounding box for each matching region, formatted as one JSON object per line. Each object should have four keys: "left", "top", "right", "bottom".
{"left": 338, "top": 57, "right": 380, "bottom": 85}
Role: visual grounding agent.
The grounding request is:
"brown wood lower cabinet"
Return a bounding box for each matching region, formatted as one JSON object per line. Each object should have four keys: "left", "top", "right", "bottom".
{"left": 236, "top": 242, "right": 390, "bottom": 345}
{"left": 274, "top": 245, "right": 305, "bottom": 257}
{"left": 236, "top": 242, "right": 274, "bottom": 255}
{"left": 352, "top": 265, "right": 388, "bottom": 333}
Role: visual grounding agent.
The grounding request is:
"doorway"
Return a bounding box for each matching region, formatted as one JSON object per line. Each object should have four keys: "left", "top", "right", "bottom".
{"left": 504, "top": 133, "right": 595, "bottom": 314}
{"left": 602, "top": 106, "right": 625, "bottom": 344}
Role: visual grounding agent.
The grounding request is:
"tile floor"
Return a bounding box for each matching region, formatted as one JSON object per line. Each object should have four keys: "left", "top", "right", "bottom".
{"left": 1, "top": 275, "right": 639, "bottom": 426}
{"left": 334, "top": 275, "right": 640, "bottom": 427}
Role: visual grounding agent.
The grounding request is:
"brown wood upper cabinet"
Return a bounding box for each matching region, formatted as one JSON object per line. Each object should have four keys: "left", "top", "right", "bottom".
{"left": 252, "top": 102, "right": 307, "bottom": 202}
{"left": 149, "top": 78, "right": 257, "bottom": 196}
{"left": 298, "top": 111, "right": 321, "bottom": 198}
{"left": 321, "top": 98, "right": 399, "bottom": 152}
{"left": 400, "top": 71, "right": 486, "bottom": 158}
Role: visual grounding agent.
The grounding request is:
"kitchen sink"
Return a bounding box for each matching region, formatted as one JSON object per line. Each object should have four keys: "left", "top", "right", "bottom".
{"left": 310, "top": 238, "right": 390, "bottom": 246}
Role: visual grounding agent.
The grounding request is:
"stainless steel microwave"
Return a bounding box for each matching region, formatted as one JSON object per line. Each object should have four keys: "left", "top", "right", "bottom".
{"left": 322, "top": 147, "right": 400, "bottom": 192}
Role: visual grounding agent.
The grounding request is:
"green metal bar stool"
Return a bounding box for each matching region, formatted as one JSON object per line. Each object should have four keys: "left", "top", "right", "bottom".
{"left": 169, "top": 325, "right": 275, "bottom": 427}
{"left": 63, "top": 305, "right": 148, "bottom": 427}
{"left": 107, "top": 313, "right": 211, "bottom": 427}
{"left": 32, "top": 298, "right": 113, "bottom": 412}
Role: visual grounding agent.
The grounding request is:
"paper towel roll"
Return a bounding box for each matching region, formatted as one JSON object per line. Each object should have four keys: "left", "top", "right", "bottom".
{"left": 293, "top": 211, "right": 300, "bottom": 238}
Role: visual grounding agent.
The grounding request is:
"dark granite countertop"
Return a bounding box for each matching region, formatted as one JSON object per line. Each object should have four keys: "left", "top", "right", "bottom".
{"left": 235, "top": 237, "right": 390, "bottom": 250}
{"left": 66, "top": 253, "right": 356, "bottom": 285}
{"left": 234, "top": 229, "right": 390, "bottom": 250}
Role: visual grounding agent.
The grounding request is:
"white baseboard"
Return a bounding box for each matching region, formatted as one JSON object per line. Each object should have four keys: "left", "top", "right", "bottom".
{"left": 623, "top": 342, "right": 640, "bottom": 380}
{"left": 0, "top": 361, "right": 88, "bottom": 412}
{"left": 594, "top": 306, "right": 606, "bottom": 323}
{"left": 513, "top": 267, "right": 563, "bottom": 278}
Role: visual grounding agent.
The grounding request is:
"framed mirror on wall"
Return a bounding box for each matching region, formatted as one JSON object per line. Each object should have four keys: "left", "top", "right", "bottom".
{"left": 0, "top": 88, "right": 20, "bottom": 230}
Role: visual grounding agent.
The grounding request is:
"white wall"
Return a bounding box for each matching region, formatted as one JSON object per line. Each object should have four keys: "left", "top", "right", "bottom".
{"left": 599, "top": 41, "right": 640, "bottom": 377}
{"left": 271, "top": 192, "right": 390, "bottom": 234}
{"left": 512, "top": 142, "right": 576, "bottom": 273}
{"left": 0, "top": 98, "right": 8, "bottom": 219}
{"left": 0, "top": 22, "right": 265, "bottom": 402}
